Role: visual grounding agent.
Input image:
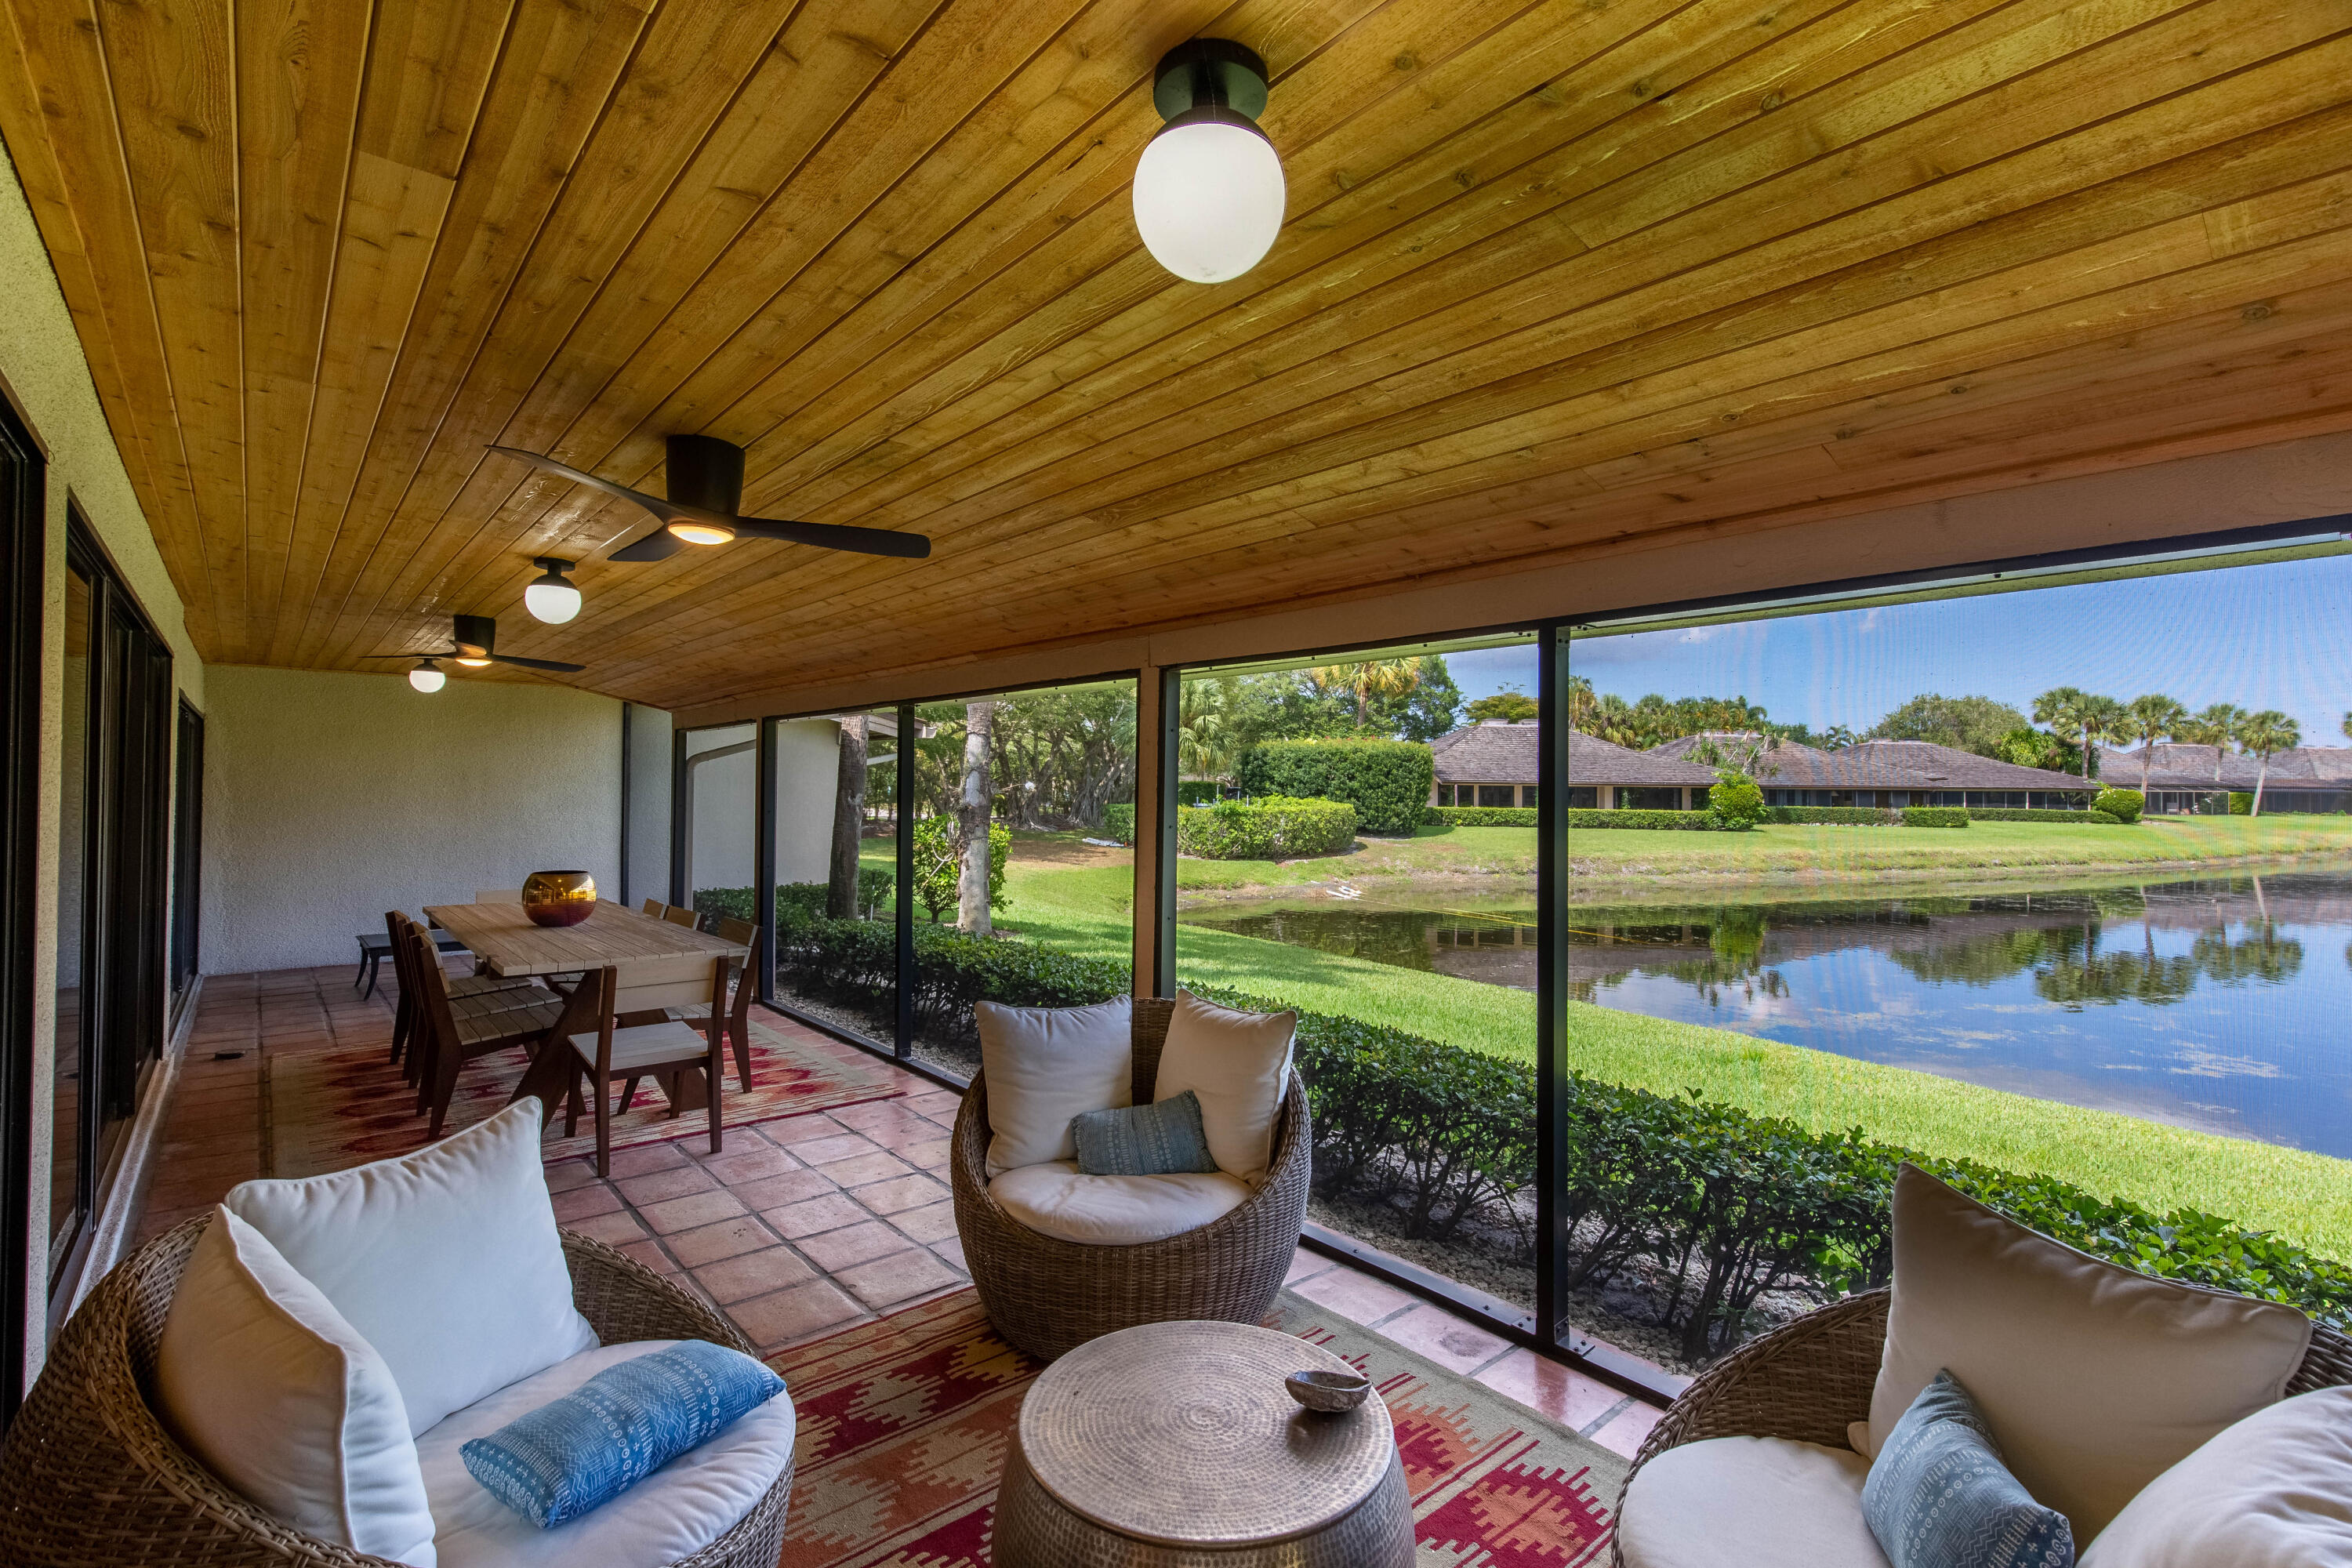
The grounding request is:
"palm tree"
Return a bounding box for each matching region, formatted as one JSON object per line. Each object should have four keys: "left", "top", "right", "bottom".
{"left": 1308, "top": 659, "right": 1421, "bottom": 727}
{"left": 2122, "top": 694, "right": 2187, "bottom": 794}
{"left": 2179, "top": 702, "right": 2247, "bottom": 794}
{"left": 2342, "top": 710, "right": 2350, "bottom": 743}
{"left": 2031, "top": 688, "right": 2098, "bottom": 780}
{"left": 2236, "top": 710, "right": 2299, "bottom": 818}
{"left": 2079, "top": 694, "right": 2126, "bottom": 780}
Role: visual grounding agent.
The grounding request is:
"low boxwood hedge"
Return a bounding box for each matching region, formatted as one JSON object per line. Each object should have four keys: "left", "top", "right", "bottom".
{"left": 1763, "top": 806, "right": 1901, "bottom": 825}
{"left": 2093, "top": 787, "right": 2144, "bottom": 824}
{"left": 1176, "top": 797, "right": 1357, "bottom": 859}
{"left": 1901, "top": 807, "right": 1969, "bottom": 828}
{"left": 1425, "top": 806, "right": 1537, "bottom": 826}
{"left": 1238, "top": 740, "right": 1433, "bottom": 837}
{"left": 1964, "top": 808, "right": 2097, "bottom": 822}
{"left": 1563, "top": 808, "right": 1727, "bottom": 831}
{"left": 1189, "top": 983, "right": 2352, "bottom": 1359}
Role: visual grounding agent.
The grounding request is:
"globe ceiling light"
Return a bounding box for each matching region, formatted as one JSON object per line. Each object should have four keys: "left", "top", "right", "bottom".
{"left": 408, "top": 659, "right": 446, "bottom": 694}
{"left": 524, "top": 556, "right": 583, "bottom": 624}
{"left": 1133, "top": 40, "right": 1283, "bottom": 285}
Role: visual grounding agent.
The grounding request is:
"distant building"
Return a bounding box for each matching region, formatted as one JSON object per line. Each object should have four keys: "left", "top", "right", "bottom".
{"left": 2100, "top": 744, "right": 2352, "bottom": 815}
{"left": 1650, "top": 733, "right": 2094, "bottom": 809}
{"left": 1429, "top": 721, "right": 1721, "bottom": 810}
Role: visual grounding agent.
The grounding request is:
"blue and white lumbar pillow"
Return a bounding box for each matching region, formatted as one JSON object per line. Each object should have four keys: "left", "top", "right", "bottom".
{"left": 1071, "top": 1089, "right": 1220, "bottom": 1177}
{"left": 1863, "top": 1369, "right": 2074, "bottom": 1568}
{"left": 461, "top": 1341, "right": 785, "bottom": 1528}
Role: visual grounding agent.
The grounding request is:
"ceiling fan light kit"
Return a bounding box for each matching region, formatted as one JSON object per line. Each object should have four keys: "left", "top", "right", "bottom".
{"left": 368, "top": 612, "right": 586, "bottom": 688}
{"left": 524, "top": 557, "right": 583, "bottom": 623}
{"left": 1134, "top": 39, "right": 1283, "bottom": 284}
{"left": 408, "top": 660, "right": 446, "bottom": 694}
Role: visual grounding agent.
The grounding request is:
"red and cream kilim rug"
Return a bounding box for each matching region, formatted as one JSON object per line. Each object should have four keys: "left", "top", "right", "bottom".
{"left": 775, "top": 1288, "right": 1626, "bottom": 1566}
{"left": 265, "top": 1018, "right": 901, "bottom": 1175}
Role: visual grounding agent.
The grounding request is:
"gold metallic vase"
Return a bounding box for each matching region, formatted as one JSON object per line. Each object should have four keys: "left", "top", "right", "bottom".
{"left": 521, "top": 869, "right": 597, "bottom": 927}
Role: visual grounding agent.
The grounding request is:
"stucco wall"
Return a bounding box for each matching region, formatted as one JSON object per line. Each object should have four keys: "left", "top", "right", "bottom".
{"left": 1, "top": 137, "right": 205, "bottom": 1385}
{"left": 200, "top": 667, "right": 622, "bottom": 973}
{"left": 623, "top": 702, "right": 673, "bottom": 907}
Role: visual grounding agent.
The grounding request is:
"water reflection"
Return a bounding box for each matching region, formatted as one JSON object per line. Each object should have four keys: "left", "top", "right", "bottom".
{"left": 1183, "top": 873, "right": 2352, "bottom": 1155}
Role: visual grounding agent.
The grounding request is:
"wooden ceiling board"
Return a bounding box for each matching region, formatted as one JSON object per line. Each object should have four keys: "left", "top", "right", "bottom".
{"left": 5, "top": 0, "right": 2349, "bottom": 709}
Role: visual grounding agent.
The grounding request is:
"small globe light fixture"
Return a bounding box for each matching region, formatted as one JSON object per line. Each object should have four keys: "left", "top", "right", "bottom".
{"left": 1133, "top": 40, "right": 1283, "bottom": 284}
{"left": 524, "top": 556, "right": 583, "bottom": 624}
{"left": 408, "top": 659, "right": 446, "bottom": 694}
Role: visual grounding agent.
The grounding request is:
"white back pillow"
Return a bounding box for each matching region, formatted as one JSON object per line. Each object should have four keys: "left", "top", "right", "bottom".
{"left": 224, "top": 1099, "right": 597, "bottom": 1436}
{"left": 2080, "top": 1386, "right": 2352, "bottom": 1566}
{"left": 158, "top": 1209, "right": 437, "bottom": 1566}
{"left": 977, "top": 996, "right": 1132, "bottom": 1177}
{"left": 1152, "top": 990, "right": 1295, "bottom": 1186}
{"left": 1871, "top": 1163, "right": 2310, "bottom": 1543}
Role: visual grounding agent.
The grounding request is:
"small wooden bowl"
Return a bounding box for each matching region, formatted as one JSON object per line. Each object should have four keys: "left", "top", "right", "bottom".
{"left": 1285, "top": 1369, "right": 1372, "bottom": 1413}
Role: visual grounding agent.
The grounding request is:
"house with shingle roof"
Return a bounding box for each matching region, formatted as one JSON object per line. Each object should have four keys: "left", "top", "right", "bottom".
{"left": 1733, "top": 737, "right": 2096, "bottom": 808}
{"left": 2100, "top": 743, "right": 2352, "bottom": 814}
{"left": 1429, "top": 721, "right": 1722, "bottom": 810}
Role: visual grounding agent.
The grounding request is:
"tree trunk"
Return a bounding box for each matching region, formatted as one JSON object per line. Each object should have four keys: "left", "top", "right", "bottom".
{"left": 2252, "top": 756, "right": 2269, "bottom": 818}
{"left": 957, "top": 701, "right": 996, "bottom": 933}
{"left": 2080, "top": 723, "right": 2093, "bottom": 779}
{"left": 826, "top": 715, "right": 869, "bottom": 918}
{"left": 2140, "top": 742, "right": 2151, "bottom": 795}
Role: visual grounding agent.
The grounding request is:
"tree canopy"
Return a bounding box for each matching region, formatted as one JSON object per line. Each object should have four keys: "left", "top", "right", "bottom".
{"left": 1866, "top": 694, "right": 2028, "bottom": 757}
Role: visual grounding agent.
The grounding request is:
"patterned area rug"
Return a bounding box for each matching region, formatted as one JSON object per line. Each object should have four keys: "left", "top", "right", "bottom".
{"left": 775, "top": 1289, "right": 1625, "bottom": 1566}
{"left": 267, "top": 1018, "right": 900, "bottom": 1175}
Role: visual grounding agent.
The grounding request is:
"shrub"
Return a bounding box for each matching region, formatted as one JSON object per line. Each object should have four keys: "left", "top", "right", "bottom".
{"left": 913, "top": 815, "right": 1007, "bottom": 922}
{"left": 1102, "top": 804, "right": 1135, "bottom": 844}
{"left": 1565, "top": 809, "right": 1735, "bottom": 831}
{"left": 2230, "top": 792, "right": 2254, "bottom": 815}
{"left": 2086, "top": 809, "right": 2122, "bottom": 825}
{"left": 1964, "top": 808, "right": 2097, "bottom": 822}
{"left": 1708, "top": 772, "right": 1766, "bottom": 830}
{"left": 1901, "top": 807, "right": 1970, "bottom": 828}
{"left": 1177, "top": 780, "right": 1225, "bottom": 807}
{"left": 1185, "top": 984, "right": 2352, "bottom": 1358}
{"left": 1427, "top": 806, "right": 1537, "bottom": 827}
{"left": 1763, "top": 806, "right": 1902, "bottom": 825}
{"left": 698, "top": 873, "right": 893, "bottom": 931}
{"left": 1237, "top": 739, "right": 1434, "bottom": 836}
{"left": 1176, "top": 797, "right": 1356, "bottom": 860}
{"left": 2092, "top": 789, "right": 2144, "bottom": 823}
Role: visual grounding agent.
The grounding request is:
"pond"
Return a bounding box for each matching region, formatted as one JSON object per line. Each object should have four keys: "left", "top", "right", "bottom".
{"left": 1181, "top": 870, "right": 2352, "bottom": 1156}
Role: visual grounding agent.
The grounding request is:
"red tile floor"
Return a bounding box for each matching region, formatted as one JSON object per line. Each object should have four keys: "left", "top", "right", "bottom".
{"left": 137, "top": 965, "right": 1664, "bottom": 1457}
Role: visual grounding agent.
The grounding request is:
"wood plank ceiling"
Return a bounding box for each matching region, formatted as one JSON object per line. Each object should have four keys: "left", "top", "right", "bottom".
{"left": 2, "top": 0, "right": 2348, "bottom": 709}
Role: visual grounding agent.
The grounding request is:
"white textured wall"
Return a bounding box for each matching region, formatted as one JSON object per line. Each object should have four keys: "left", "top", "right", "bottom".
{"left": 682, "top": 724, "right": 756, "bottom": 902}
{"left": 201, "top": 667, "right": 622, "bottom": 973}
{"left": 775, "top": 718, "right": 840, "bottom": 887}
{"left": 624, "top": 702, "right": 673, "bottom": 906}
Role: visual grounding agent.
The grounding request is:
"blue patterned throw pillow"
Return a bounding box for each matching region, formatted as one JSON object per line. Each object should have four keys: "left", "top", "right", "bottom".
{"left": 1863, "top": 1370, "right": 2074, "bottom": 1568}
{"left": 461, "top": 1341, "right": 785, "bottom": 1528}
{"left": 1071, "top": 1090, "right": 1220, "bottom": 1176}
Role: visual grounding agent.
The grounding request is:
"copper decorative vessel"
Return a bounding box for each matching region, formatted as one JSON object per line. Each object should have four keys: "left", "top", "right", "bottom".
{"left": 521, "top": 869, "right": 597, "bottom": 927}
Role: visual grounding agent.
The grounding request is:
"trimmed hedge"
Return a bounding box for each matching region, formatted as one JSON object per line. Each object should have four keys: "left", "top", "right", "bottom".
{"left": 2094, "top": 787, "right": 2144, "bottom": 824}
{"left": 1765, "top": 806, "right": 1901, "bottom": 825}
{"left": 1176, "top": 797, "right": 1357, "bottom": 860}
{"left": 1185, "top": 983, "right": 2352, "bottom": 1359}
{"left": 1965, "top": 808, "right": 2097, "bottom": 822}
{"left": 1177, "top": 780, "right": 1225, "bottom": 807}
{"left": 1901, "top": 807, "right": 1969, "bottom": 828}
{"left": 1238, "top": 740, "right": 1434, "bottom": 836}
{"left": 1563, "top": 808, "right": 1730, "bottom": 831}
{"left": 1102, "top": 804, "right": 1135, "bottom": 844}
{"left": 1427, "top": 806, "right": 1537, "bottom": 826}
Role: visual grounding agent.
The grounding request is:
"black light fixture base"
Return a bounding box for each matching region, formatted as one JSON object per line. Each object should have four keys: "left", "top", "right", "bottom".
{"left": 1152, "top": 38, "right": 1268, "bottom": 123}
{"left": 531, "top": 554, "right": 575, "bottom": 574}
{"left": 665, "top": 434, "right": 746, "bottom": 515}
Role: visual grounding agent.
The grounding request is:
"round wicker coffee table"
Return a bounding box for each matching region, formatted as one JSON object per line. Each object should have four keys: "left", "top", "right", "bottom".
{"left": 994, "top": 1319, "right": 1416, "bottom": 1567}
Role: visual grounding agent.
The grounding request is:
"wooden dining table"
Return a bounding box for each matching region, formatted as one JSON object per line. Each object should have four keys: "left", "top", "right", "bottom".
{"left": 422, "top": 898, "right": 754, "bottom": 1116}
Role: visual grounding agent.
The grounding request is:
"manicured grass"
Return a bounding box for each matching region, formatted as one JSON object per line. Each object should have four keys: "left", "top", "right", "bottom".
{"left": 982, "top": 827, "right": 2352, "bottom": 1258}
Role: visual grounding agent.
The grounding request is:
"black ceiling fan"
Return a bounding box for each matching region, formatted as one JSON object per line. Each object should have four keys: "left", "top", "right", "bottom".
{"left": 488, "top": 435, "right": 931, "bottom": 564}
{"left": 361, "top": 614, "right": 586, "bottom": 675}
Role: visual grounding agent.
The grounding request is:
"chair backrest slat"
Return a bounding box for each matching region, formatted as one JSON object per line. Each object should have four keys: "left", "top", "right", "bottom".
{"left": 641, "top": 898, "right": 666, "bottom": 918}
{"left": 663, "top": 906, "right": 700, "bottom": 931}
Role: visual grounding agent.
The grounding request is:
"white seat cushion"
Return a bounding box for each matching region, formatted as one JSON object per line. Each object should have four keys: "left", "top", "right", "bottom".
{"left": 1618, "top": 1436, "right": 1889, "bottom": 1568}
{"left": 2081, "top": 1386, "right": 2352, "bottom": 1567}
{"left": 157, "top": 1210, "right": 438, "bottom": 1566}
{"left": 569, "top": 1021, "right": 717, "bottom": 1072}
{"left": 225, "top": 1101, "right": 599, "bottom": 1436}
{"left": 1868, "top": 1164, "right": 2311, "bottom": 1542}
{"left": 989, "top": 1160, "right": 1250, "bottom": 1245}
{"left": 418, "top": 1340, "right": 795, "bottom": 1568}
{"left": 976, "top": 996, "right": 1133, "bottom": 1178}
{"left": 1152, "top": 991, "right": 1294, "bottom": 1186}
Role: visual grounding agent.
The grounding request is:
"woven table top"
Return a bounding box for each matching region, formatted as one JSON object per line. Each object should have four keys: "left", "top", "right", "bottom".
{"left": 1016, "top": 1319, "right": 1396, "bottom": 1547}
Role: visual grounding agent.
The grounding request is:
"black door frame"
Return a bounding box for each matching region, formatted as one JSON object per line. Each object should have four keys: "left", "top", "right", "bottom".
{"left": 0, "top": 396, "right": 42, "bottom": 1427}
{"left": 171, "top": 698, "right": 204, "bottom": 1006}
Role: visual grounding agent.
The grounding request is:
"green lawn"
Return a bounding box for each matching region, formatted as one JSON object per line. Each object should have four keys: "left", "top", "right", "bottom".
{"left": 979, "top": 826, "right": 2352, "bottom": 1258}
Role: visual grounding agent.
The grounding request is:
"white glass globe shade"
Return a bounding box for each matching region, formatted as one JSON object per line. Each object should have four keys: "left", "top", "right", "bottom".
{"left": 524, "top": 578, "right": 582, "bottom": 623}
{"left": 1133, "top": 118, "right": 1284, "bottom": 284}
{"left": 408, "top": 662, "right": 446, "bottom": 694}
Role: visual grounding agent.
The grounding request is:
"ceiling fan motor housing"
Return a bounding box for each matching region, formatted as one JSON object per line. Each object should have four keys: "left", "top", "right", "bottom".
{"left": 453, "top": 613, "right": 498, "bottom": 659}
{"left": 666, "top": 434, "right": 746, "bottom": 515}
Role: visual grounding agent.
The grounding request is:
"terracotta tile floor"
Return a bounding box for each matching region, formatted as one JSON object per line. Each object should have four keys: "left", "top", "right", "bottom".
{"left": 136, "top": 965, "right": 1664, "bottom": 1452}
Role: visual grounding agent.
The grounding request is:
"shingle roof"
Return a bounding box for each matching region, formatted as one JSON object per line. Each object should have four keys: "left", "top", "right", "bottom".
{"left": 2103, "top": 744, "right": 2352, "bottom": 790}
{"left": 1428, "top": 722, "right": 1720, "bottom": 786}
{"left": 1733, "top": 738, "right": 2092, "bottom": 792}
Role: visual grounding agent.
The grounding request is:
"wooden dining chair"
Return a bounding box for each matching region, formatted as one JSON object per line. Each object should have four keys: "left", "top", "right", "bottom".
{"left": 397, "top": 914, "right": 568, "bottom": 1138}
{"left": 383, "top": 910, "right": 541, "bottom": 1079}
{"left": 659, "top": 916, "right": 760, "bottom": 1094}
{"left": 563, "top": 956, "right": 738, "bottom": 1177}
{"left": 662, "top": 905, "right": 701, "bottom": 931}
{"left": 641, "top": 898, "right": 667, "bottom": 917}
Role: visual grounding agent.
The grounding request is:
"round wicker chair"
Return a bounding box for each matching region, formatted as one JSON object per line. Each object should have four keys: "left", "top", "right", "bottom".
{"left": 950, "top": 996, "right": 1312, "bottom": 1362}
{"left": 0, "top": 1216, "right": 793, "bottom": 1567}
{"left": 1609, "top": 1287, "right": 2352, "bottom": 1568}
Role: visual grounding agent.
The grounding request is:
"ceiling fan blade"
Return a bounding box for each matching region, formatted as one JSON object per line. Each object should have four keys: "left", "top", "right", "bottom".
{"left": 608, "top": 528, "right": 687, "bottom": 563}
{"left": 491, "top": 652, "right": 587, "bottom": 674}
{"left": 488, "top": 445, "right": 687, "bottom": 524}
{"left": 733, "top": 516, "right": 932, "bottom": 560}
{"left": 358, "top": 649, "right": 460, "bottom": 659}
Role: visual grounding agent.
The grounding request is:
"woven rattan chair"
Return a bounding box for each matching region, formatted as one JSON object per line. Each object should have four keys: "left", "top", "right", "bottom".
{"left": 949, "top": 996, "right": 1311, "bottom": 1362}
{"left": 0, "top": 1216, "right": 793, "bottom": 1567}
{"left": 1609, "top": 1287, "right": 2352, "bottom": 1568}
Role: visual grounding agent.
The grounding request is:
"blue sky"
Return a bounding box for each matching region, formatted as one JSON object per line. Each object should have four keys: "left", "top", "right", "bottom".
{"left": 1439, "top": 553, "right": 2352, "bottom": 743}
